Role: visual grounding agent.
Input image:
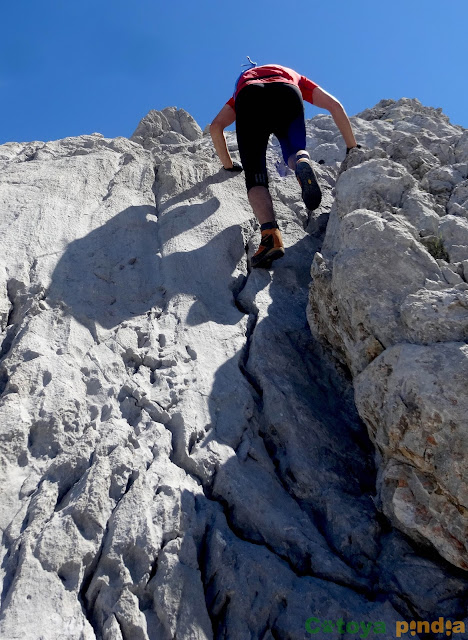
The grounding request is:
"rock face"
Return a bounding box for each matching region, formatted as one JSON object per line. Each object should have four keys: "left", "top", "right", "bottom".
{"left": 307, "top": 98, "right": 468, "bottom": 571}
{"left": 0, "top": 100, "right": 467, "bottom": 639}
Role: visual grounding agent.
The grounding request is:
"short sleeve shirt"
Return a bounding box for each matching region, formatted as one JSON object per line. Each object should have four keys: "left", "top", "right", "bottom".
{"left": 226, "top": 64, "right": 319, "bottom": 112}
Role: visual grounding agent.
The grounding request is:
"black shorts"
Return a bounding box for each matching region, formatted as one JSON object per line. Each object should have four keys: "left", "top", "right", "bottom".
{"left": 235, "top": 82, "right": 306, "bottom": 192}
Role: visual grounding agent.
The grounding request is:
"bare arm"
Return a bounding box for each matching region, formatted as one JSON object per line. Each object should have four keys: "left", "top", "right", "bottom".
{"left": 311, "top": 87, "right": 357, "bottom": 149}
{"left": 209, "top": 104, "right": 236, "bottom": 169}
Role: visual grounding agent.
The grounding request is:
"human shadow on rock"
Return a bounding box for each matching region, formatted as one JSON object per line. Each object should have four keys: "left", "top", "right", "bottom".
{"left": 47, "top": 202, "right": 248, "bottom": 330}
{"left": 157, "top": 167, "right": 244, "bottom": 213}
{"left": 159, "top": 220, "right": 248, "bottom": 327}
{"left": 156, "top": 197, "right": 221, "bottom": 245}
{"left": 47, "top": 205, "right": 164, "bottom": 330}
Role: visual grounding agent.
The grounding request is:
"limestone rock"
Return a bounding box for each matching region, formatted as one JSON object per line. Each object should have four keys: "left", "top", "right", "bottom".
{"left": 308, "top": 208, "right": 444, "bottom": 375}
{"left": 448, "top": 179, "right": 468, "bottom": 217}
{"left": 400, "top": 287, "right": 468, "bottom": 343}
{"left": 335, "top": 158, "right": 415, "bottom": 217}
{"left": 438, "top": 215, "right": 468, "bottom": 262}
{"left": 354, "top": 342, "right": 468, "bottom": 570}
{"left": 308, "top": 97, "right": 468, "bottom": 571}
{"left": 130, "top": 107, "right": 203, "bottom": 149}
{"left": 386, "top": 129, "right": 438, "bottom": 179}
{"left": 1, "top": 97, "right": 468, "bottom": 639}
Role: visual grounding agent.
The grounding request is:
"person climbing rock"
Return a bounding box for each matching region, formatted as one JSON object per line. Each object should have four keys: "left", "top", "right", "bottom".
{"left": 210, "top": 58, "right": 359, "bottom": 268}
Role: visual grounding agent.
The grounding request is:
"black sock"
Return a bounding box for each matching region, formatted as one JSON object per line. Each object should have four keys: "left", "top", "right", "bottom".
{"left": 260, "top": 221, "right": 279, "bottom": 231}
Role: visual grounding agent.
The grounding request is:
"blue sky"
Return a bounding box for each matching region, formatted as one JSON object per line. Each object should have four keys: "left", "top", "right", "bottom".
{"left": 1, "top": 0, "right": 467, "bottom": 144}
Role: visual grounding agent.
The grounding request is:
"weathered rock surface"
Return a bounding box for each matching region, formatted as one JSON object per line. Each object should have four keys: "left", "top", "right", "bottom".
{"left": 307, "top": 98, "right": 468, "bottom": 572}
{"left": 355, "top": 342, "right": 468, "bottom": 570}
{"left": 0, "top": 99, "right": 467, "bottom": 639}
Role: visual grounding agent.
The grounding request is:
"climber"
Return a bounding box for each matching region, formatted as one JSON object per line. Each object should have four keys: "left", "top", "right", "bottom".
{"left": 210, "top": 59, "right": 359, "bottom": 268}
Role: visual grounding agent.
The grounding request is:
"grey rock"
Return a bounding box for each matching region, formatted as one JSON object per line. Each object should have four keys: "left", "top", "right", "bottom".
{"left": 440, "top": 264, "right": 465, "bottom": 286}
{"left": 335, "top": 159, "right": 415, "bottom": 217}
{"left": 455, "top": 131, "right": 468, "bottom": 163}
{"left": 401, "top": 188, "right": 441, "bottom": 235}
{"left": 438, "top": 215, "right": 468, "bottom": 262}
{"left": 376, "top": 532, "right": 468, "bottom": 619}
{"left": 387, "top": 129, "right": 438, "bottom": 179}
{"left": 130, "top": 107, "right": 202, "bottom": 149}
{"left": 309, "top": 142, "right": 341, "bottom": 164}
{"left": 308, "top": 98, "right": 468, "bottom": 573}
{"left": 1, "top": 98, "right": 468, "bottom": 639}
{"left": 448, "top": 180, "right": 468, "bottom": 217}
{"left": 400, "top": 287, "right": 468, "bottom": 343}
{"left": 354, "top": 342, "right": 468, "bottom": 570}
{"left": 308, "top": 208, "right": 443, "bottom": 375}
{"left": 421, "top": 166, "right": 465, "bottom": 206}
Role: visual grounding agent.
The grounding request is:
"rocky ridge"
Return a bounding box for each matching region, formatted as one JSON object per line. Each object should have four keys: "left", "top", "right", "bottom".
{"left": 0, "top": 100, "right": 466, "bottom": 639}
{"left": 307, "top": 98, "right": 468, "bottom": 571}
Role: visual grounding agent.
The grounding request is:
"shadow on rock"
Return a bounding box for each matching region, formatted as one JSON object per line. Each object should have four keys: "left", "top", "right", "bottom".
{"left": 157, "top": 167, "right": 242, "bottom": 213}
{"left": 47, "top": 199, "right": 249, "bottom": 330}
{"left": 196, "top": 232, "right": 468, "bottom": 616}
{"left": 47, "top": 205, "right": 164, "bottom": 330}
{"left": 156, "top": 198, "right": 221, "bottom": 243}
{"left": 160, "top": 226, "right": 248, "bottom": 327}
{"left": 203, "top": 233, "right": 381, "bottom": 580}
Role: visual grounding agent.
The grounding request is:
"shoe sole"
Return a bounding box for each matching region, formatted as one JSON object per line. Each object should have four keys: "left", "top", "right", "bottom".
{"left": 251, "top": 247, "right": 285, "bottom": 269}
{"left": 296, "top": 161, "right": 322, "bottom": 210}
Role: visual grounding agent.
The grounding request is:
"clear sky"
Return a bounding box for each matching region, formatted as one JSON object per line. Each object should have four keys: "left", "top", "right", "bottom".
{"left": 1, "top": 0, "right": 467, "bottom": 144}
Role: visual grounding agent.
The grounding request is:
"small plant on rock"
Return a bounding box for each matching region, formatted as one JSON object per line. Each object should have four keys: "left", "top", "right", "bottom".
{"left": 420, "top": 234, "right": 450, "bottom": 261}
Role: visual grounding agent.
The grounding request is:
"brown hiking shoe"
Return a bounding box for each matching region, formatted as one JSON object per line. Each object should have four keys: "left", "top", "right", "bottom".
{"left": 251, "top": 228, "right": 285, "bottom": 269}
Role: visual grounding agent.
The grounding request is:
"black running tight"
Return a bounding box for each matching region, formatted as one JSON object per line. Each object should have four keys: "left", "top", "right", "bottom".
{"left": 235, "top": 82, "right": 306, "bottom": 191}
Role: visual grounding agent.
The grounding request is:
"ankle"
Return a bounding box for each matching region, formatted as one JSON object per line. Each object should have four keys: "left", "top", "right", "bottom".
{"left": 260, "top": 221, "right": 279, "bottom": 231}
{"left": 296, "top": 151, "right": 310, "bottom": 163}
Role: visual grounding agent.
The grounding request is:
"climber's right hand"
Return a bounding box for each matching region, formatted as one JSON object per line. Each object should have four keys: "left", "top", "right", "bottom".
{"left": 346, "top": 144, "right": 362, "bottom": 155}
